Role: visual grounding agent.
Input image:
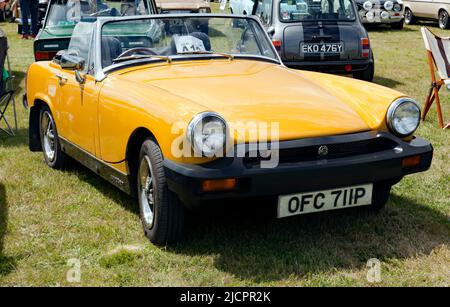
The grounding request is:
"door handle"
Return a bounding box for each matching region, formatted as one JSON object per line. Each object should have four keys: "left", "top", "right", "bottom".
{"left": 55, "top": 73, "right": 68, "bottom": 86}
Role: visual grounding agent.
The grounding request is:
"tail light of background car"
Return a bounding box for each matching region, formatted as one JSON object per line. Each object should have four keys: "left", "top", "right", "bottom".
{"left": 35, "top": 51, "right": 58, "bottom": 61}
{"left": 272, "top": 39, "right": 282, "bottom": 52}
{"left": 361, "top": 38, "right": 370, "bottom": 58}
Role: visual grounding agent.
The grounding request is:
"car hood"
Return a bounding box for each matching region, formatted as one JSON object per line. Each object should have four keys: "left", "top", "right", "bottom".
{"left": 115, "top": 59, "right": 403, "bottom": 141}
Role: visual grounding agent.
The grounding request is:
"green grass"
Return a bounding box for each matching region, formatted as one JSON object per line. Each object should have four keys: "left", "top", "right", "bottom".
{"left": 0, "top": 9, "right": 449, "bottom": 286}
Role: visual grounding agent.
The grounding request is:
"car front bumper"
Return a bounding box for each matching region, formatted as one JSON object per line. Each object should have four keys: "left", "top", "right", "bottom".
{"left": 282, "top": 59, "right": 373, "bottom": 73}
{"left": 360, "top": 11, "right": 404, "bottom": 24}
{"left": 164, "top": 132, "right": 433, "bottom": 207}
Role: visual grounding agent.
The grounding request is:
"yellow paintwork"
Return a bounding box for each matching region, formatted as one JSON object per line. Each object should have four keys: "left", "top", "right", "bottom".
{"left": 26, "top": 58, "right": 407, "bottom": 174}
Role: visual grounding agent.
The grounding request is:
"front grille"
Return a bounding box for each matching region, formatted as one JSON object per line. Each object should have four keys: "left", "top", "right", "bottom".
{"left": 243, "top": 136, "right": 398, "bottom": 168}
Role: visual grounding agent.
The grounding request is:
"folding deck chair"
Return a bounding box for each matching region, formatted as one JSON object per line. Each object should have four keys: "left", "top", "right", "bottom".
{"left": 421, "top": 27, "right": 450, "bottom": 129}
{"left": 0, "top": 31, "right": 16, "bottom": 136}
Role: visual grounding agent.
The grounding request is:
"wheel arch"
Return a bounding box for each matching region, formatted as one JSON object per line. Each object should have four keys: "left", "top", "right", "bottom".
{"left": 126, "top": 127, "right": 158, "bottom": 197}
{"left": 29, "top": 98, "right": 51, "bottom": 152}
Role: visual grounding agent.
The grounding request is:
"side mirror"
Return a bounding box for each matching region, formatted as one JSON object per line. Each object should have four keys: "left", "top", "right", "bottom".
{"left": 59, "top": 53, "right": 86, "bottom": 84}
{"left": 60, "top": 53, "right": 85, "bottom": 71}
{"left": 267, "top": 26, "right": 275, "bottom": 36}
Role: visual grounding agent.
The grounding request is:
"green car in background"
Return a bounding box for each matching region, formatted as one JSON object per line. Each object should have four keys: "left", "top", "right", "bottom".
{"left": 34, "top": 0, "right": 158, "bottom": 61}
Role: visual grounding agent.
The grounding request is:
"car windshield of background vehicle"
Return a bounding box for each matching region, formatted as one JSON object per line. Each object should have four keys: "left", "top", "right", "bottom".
{"left": 45, "top": 0, "right": 150, "bottom": 28}
{"left": 279, "top": 0, "right": 356, "bottom": 22}
{"left": 100, "top": 17, "right": 279, "bottom": 68}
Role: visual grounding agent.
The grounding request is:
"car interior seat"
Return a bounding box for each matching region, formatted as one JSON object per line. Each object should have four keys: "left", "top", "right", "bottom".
{"left": 101, "top": 37, "right": 123, "bottom": 67}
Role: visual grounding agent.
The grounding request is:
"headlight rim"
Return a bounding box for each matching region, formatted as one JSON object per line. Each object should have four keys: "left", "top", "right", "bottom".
{"left": 384, "top": 0, "right": 394, "bottom": 11}
{"left": 363, "top": 0, "right": 373, "bottom": 11}
{"left": 387, "top": 97, "right": 421, "bottom": 138}
{"left": 186, "top": 111, "right": 228, "bottom": 156}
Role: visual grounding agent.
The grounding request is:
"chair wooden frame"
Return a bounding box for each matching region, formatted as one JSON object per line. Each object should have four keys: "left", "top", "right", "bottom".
{"left": 422, "top": 30, "right": 450, "bottom": 129}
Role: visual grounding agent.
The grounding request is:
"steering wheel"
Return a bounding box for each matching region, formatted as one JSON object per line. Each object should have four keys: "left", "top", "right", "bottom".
{"left": 116, "top": 47, "right": 158, "bottom": 59}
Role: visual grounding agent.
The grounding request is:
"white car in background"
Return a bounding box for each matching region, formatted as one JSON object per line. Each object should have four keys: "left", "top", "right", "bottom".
{"left": 404, "top": 0, "right": 450, "bottom": 29}
{"left": 229, "top": 0, "right": 257, "bottom": 15}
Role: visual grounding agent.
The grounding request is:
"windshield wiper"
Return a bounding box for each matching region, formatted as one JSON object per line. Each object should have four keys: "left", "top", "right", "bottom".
{"left": 112, "top": 55, "right": 172, "bottom": 64}
{"left": 180, "top": 51, "right": 234, "bottom": 61}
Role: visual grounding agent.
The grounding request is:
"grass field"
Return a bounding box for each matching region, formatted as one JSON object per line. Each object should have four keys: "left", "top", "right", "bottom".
{"left": 0, "top": 4, "right": 449, "bottom": 286}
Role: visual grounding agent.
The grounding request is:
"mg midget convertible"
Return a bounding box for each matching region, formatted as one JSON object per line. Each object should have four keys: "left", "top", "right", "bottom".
{"left": 25, "top": 14, "right": 433, "bottom": 245}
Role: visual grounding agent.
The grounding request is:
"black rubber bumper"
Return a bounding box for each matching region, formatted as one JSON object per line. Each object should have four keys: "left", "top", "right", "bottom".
{"left": 163, "top": 132, "right": 433, "bottom": 207}
{"left": 283, "top": 59, "right": 373, "bottom": 73}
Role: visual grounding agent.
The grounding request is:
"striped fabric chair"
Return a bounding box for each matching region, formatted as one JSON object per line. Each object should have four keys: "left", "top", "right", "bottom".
{"left": 421, "top": 27, "right": 450, "bottom": 129}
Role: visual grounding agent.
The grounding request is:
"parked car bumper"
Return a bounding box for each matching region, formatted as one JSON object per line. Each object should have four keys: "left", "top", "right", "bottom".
{"left": 360, "top": 11, "right": 404, "bottom": 24}
{"left": 163, "top": 132, "right": 433, "bottom": 207}
{"left": 283, "top": 58, "right": 373, "bottom": 73}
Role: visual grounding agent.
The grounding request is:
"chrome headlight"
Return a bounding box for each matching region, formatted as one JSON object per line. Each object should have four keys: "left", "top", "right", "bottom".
{"left": 387, "top": 98, "right": 421, "bottom": 137}
{"left": 187, "top": 112, "right": 227, "bottom": 156}
{"left": 384, "top": 1, "right": 394, "bottom": 10}
{"left": 381, "top": 10, "right": 390, "bottom": 19}
{"left": 393, "top": 3, "right": 402, "bottom": 12}
{"left": 363, "top": 1, "right": 373, "bottom": 11}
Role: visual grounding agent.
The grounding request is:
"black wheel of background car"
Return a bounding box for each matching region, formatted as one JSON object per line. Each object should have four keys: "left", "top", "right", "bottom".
{"left": 137, "top": 138, "right": 185, "bottom": 245}
{"left": 353, "top": 63, "right": 374, "bottom": 82}
{"left": 439, "top": 10, "right": 450, "bottom": 29}
{"left": 39, "top": 105, "right": 67, "bottom": 169}
{"left": 366, "top": 182, "right": 392, "bottom": 212}
{"left": 391, "top": 20, "right": 404, "bottom": 30}
{"left": 404, "top": 8, "right": 415, "bottom": 25}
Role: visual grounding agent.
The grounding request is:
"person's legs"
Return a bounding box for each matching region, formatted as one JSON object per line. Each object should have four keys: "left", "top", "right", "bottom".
{"left": 19, "top": 0, "right": 29, "bottom": 37}
{"left": 29, "top": 0, "right": 37, "bottom": 36}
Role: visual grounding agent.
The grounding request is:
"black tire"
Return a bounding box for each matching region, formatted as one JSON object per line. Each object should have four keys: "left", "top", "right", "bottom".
{"left": 137, "top": 139, "right": 184, "bottom": 245}
{"left": 367, "top": 183, "right": 392, "bottom": 212}
{"left": 404, "top": 8, "right": 415, "bottom": 25}
{"left": 439, "top": 10, "right": 450, "bottom": 29}
{"left": 353, "top": 62, "right": 374, "bottom": 82}
{"left": 391, "top": 20, "right": 404, "bottom": 30}
{"left": 39, "top": 105, "right": 67, "bottom": 169}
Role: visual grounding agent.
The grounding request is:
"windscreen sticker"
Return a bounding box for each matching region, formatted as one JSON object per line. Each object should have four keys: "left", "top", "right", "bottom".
{"left": 174, "top": 35, "right": 206, "bottom": 54}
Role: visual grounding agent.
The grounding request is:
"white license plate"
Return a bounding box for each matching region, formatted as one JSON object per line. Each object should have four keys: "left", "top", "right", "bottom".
{"left": 301, "top": 42, "right": 344, "bottom": 54}
{"left": 278, "top": 184, "right": 373, "bottom": 218}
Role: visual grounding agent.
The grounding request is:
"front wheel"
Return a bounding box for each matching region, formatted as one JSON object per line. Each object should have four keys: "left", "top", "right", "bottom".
{"left": 353, "top": 63, "right": 374, "bottom": 82}
{"left": 137, "top": 139, "right": 185, "bottom": 245}
{"left": 367, "top": 183, "right": 392, "bottom": 212}
{"left": 439, "top": 10, "right": 450, "bottom": 29}
{"left": 404, "top": 8, "right": 415, "bottom": 25}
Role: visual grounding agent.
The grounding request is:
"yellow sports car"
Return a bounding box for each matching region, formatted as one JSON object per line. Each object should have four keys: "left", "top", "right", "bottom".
{"left": 25, "top": 14, "right": 433, "bottom": 245}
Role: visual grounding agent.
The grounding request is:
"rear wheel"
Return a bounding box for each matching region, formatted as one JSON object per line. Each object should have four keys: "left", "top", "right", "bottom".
{"left": 39, "top": 105, "right": 67, "bottom": 169}
{"left": 137, "top": 139, "right": 185, "bottom": 245}
{"left": 439, "top": 10, "right": 450, "bottom": 29}
{"left": 404, "top": 8, "right": 415, "bottom": 25}
{"left": 353, "top": 62, "right": 374, "bottom": 82}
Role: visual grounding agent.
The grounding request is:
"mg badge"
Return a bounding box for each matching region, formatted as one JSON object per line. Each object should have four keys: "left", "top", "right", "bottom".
{"left": 318, "top": 145, "right": 329, "bottom": 157}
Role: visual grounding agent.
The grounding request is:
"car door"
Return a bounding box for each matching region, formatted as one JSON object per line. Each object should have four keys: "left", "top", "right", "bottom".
{"left": 412, "top": 0, "right": 434, "bottom": 18}
{"left": 57, "top": 72, "right": 99, "bottom": 155}
{"left": 56, "top": 23, "right": 99, "bottom": 155}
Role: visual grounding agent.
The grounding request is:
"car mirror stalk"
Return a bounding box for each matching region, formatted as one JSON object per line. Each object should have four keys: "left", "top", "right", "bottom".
{"left": 75, "top": 70, "right": 86, "bottom": 84}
